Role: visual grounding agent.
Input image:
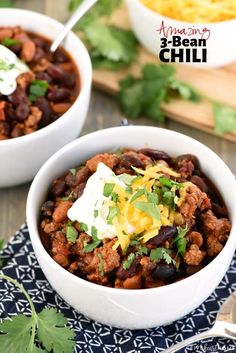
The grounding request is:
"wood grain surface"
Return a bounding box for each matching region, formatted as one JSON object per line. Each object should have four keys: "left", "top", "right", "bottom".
{"left": 0, "top": 0, "right": 235, "bottom": 243}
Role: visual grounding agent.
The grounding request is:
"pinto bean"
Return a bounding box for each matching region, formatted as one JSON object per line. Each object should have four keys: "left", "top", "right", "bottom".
{"left": 52, "top": 201, "right": 72, "bottom": 223}
{"left": 123, "top": 273, "right": 142, "bottom": 289}
{"left": 138, "top": 148, "right": 171, "bottom": 162}
{"left": 0, "top": 28, "right": 13, "bottom": 40}
{"left": 52, "top": 102, "right": 71, "bottom": 114}
{"left": 21, "top": 41, "right": 36, "bottom": 62}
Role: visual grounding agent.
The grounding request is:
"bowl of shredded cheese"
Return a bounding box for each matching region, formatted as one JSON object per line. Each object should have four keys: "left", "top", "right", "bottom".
{"left": 126, "top": 0, "right": 236, "bottom": 68}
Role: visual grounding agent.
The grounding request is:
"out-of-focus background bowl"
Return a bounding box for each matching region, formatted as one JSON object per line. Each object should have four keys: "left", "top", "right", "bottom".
{"left": 27, "top": 126, "right": 236, "bottom": 329}
{"left": 126, "top": 0, "right": 236, "bottom": 68}
{"left": 0, "top": 8, "right": 92, "bottom": 187}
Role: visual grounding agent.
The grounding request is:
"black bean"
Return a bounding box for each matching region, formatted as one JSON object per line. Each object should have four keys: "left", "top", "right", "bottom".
{"left": 16, "top": 102, "right": 29, "bottom": 121}
{"left": 152, "top": 264, "right": 176, "bottom": 280}
{"left": 51, "top": 179, "right": 67, "bottom": 197}
{"left": 149, "top": 226, "right": 177, "bottom": 246}
{"left": 189, "top": 175, "right": 208, "bottom": 193}
{"left": 41, "top": 200, "right": 55, "bottom": 217}
{"left": 47, "top": 88, "right": 70, "bottom": 102}
{"left": 138, "top": 148, "right": 171, "bottom": 162}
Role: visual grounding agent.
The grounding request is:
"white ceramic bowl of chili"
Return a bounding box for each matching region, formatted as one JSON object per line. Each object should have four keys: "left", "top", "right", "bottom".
{"left": 0, "top": 8, "right": 92, "bottom": 187}
{"left": 27, "top": 126, "right": 236, "bottom": 329}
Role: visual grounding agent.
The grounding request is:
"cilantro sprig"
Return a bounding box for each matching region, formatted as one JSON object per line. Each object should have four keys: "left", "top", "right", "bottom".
{"left": 172, "top": 226, "right": 188, "bottom": 256}
{"left": 150, "top": 248, "right": 176, "bottom": 266}
{"left": 0, "top": 274, "right": 75, "bottom": 353}
{"left": 83, "top": 225, "right": 101, "bottom": 253}
{"left": 28, "top": 80, "right": 49, "bottom": 102}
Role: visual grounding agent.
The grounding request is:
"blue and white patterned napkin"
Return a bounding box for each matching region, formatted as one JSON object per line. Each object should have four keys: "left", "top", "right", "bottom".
{"left": 0, "top": 224, "right": 236, "bottom": 353}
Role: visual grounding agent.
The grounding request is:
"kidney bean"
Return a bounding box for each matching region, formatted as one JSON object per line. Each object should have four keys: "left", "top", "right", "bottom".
{"left": 34, "top": 97, "right": 53, "bottom": 128}
{"left": 11, "top": 125, "right": 24, "bottom": 138}
{"left": 47, "top": 88, "right": 70, "bottom": 102}
{"left": 8, "top": 86, "right": 26, "bottom": 106}
{"left": 32, "top": 47, "right": 45, "bottom": 63}
{"left": 152, "top": 264, "right": 176, "bottom": 280}
{"left": 212, "top": 203, "right": 228, "bottom": 218}
{"left": 32, "top": 37, "right": 46, "bottom": 49}
{"left": 138, "top": 148, "right": 171, "bottom": 162}
{"left": 9, "top": 43, "right": 22, "bottom": 54}
{"left": 16, "top": 102, "right": 29, "bottom": 121}
{"left": 53, "top": 48, "right": 70, "bottom": 63}
{"left": 189, "top": 175, "right": 208, "bottom": 193}
{"left": 36, "top": 72, "right": 53, "bottom": 84}
{"left": 5, "top": 105, "right": 16, "bottom": 121}
{"left": 72, "top": 182, "right": 86, "bottom": 200}
{"left": 149, "top": 226, "right": 177, "bottom": 246}
{"left": 51, "top": 179, "right": 67, "bottom": 197}
{"left": 120, "top": 154, "right": 144, "bottom": 169}
{"left": 116, "top": 259, "right": 139, "bottom": 281}
{"left": 176, "top": 154, "right": 199, "bottom": 168}
{"left": 47, "top": 65, "right": 67, "bottom": 82}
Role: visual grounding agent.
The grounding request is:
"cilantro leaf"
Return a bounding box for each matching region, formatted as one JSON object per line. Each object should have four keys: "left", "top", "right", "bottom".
{"left": 123, "top": 253, "right": 136, "bottom": 270}
{"left": 0, "top": 315, "right": 33, "bottom": 353}
{"left": 107, "top": 205, "right": 120, "bottom": 225}
{"left": 29, "top": 80, "right": 49, "bottom": 102}
{"left": 162, "top": 190, "right": 175, "bottom": 208}
{"left": 2, "top": 38, "right": 20, "bottom": 46}
{"left": 150, "top": 248, "right": 176, "bottom": 265}
{"left": 0, "top": 59, "right": 14, "bottom": 71}
{"left": 118, "top": 173, "right": 136, "bottom": 185}
{"left": 91, "top": 225, "right": 98, "bottom": 241}
{"left": 159, "top": 176, "right": 183, "bottom": 189}
{"left": 134, "top": 201, "right": 160, "bottom": 221}
{"left": 37, "top": 308, "right": 75, "bottom": 353}
{"left": 136, "top": 246, "right": 149, "bottom": 256}
{"left": 83, "top": 240, "right": 101, "bottom": 253}
{"left": 213, "top": 103, "right": 236, "bottom": 135}
{"left": 172, "top": 226, "right": 188, "bottom": 256}
{"left": 69, "top": 168, "right": 76, "bottom": 176}
{"left": 130, "top": 189, "right": 145, "bottom": 203}
{"left": 66, "top": 225, "right": 78, "bottom": 243}
{"left": 79, "top": 222, "right": 88, "bottom": 232}
{"left": 169, "top": 80, "right": 201, "bottom": 102}
{"left": 103, "top": 182, "right": 115, "bottom": 197}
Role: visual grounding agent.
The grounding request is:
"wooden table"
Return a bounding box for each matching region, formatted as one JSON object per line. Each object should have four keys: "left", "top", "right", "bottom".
{"left": 1, "top": 0, "right": 236, "bottom": 243}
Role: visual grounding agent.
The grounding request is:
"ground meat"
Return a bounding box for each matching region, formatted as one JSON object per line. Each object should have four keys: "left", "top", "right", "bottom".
{"left": 86, "top": 153, "right": 119, "bottom": 172}
{"left": 51, "top": 231, "right": 71, "bottom": 268}
{"left": 201, "top": 210, "right": 231, "bottom": 257}
{"left": 40, "top": 219, "right": 60, "bottom": 234}
{"left": 184, "top": 244, "right": 206, "bottom": 266}
{"left": 180, "top": 185, "right": 211, "bottom": 226}
{"left": 176, "top": 154, "right": 198, "bottom": 179}
{"left": 24, "top": 106, "right": 42, "bottom": 134}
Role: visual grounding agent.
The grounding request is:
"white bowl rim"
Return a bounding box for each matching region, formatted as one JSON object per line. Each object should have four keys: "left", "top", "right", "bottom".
{"left": 27, "top": 125, "right": 236, "bottom": 296}
{"left": 130, "top": 0, "right": 236, "bottom": 27}
{"left": 0, "top": 8, "right": 92, "bottom": 147}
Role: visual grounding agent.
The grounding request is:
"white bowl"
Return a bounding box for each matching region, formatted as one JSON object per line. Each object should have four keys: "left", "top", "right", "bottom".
{"left": 27, "top": 126, "right": 236, "bottom": 329}
{"left": 126, "top": 0, "right": 236, "bottom": 68}
{"left": 0, "top": 9, "right": 92, "bottom": 187}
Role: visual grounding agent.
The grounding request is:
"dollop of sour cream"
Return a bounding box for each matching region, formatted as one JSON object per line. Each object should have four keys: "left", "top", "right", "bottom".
{"left": 67, "top": 162, "right": 130, "bottom": 240}
{"left": 0, "top": 44, "right": 29, "bottom": 95}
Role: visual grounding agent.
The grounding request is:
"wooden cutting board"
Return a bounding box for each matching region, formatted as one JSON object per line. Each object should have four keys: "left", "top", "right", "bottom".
{"left": 92, "top": 4, "right": 236, "bottom": 143}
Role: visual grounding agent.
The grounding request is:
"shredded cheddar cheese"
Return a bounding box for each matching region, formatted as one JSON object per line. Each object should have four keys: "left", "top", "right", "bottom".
{"left": 141, "top": 0, "right": 236, "bottom": 23}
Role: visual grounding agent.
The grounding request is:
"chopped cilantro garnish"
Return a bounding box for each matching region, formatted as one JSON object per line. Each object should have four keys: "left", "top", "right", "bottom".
{"left": 110, "top": 192, "right": 120, "bottom": 202}
{"left": 103, "top": 183, "right": 115, "bottom": 197}
{"left": 61, "top": 190, "right": 73, "bottom": 201}
{"left": 134, "top": 201, "right": 160, "bottom": 221}
{"left": 2, "top": 37, "right": 20, "bottom": 46}
{"left": 150, "top": 248, "right": 176, "bottom": 265}
{"left": 28, "top": 80, "right": 49, "bottom": 102}
{"left": 130, "top": 239, "right": 140, "bottom": 246}
{"left": 130, "top": 189, "right": 145, "bottom": 202}
{"left": 79, "top": 222, "right": 88, "bottom": 232}
{"left": 83, "top": 240, "right": 101, "bottom": 253}
{"left": 94, "top": 209, "right": 99, "bottom": 218}
{"left": 69, "top": 168, "right": 76, "bottom": 176}
{"left": 159, "top": 176, "right": 183, "bottom": 189}
{"left": 172, "top": 226, "right": 188, "bottom": 256}
{"left": 162, "top": 190, "right": 175, "bottom": 208}
{"left": 119, "top": 173, "right": 136, "bottom": 185}
{"left": 123, "top": 253, "right": 136, "bottom": 270}
{"left": 136, "top": 246, "right": 149, "bottom": 256}
{"left": 107, "top": 205, "right": 120, "bottom": 225}
{"left": 98, "top": 253, "right": 104, "bottom": 276}
{"left": 126, "top": 186, "right": 133, "bottom": 194}
{"left": 66, "top": 225, "right": 78, "bottom": 243}
{"left": 91, "top": 226, "right": 98, "bottom": 240}
{"left": 0, "top": 59, "right": 14, "bottom": 71}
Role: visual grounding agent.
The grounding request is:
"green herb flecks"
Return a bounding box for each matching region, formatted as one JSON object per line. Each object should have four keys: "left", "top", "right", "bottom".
{"left": 103, "top": 183, "right": 115, "bottom": 197}
{"left": 83, "top": 225, "right": 102, "bottom": 253}
{"left": 107, "top": 205, "right": 120, "bottom": 225}
{"left": 0, "top": 59, "right": 14, "bottom": 71}
{"left": 66, "top": 224, "right": 78, "bottom": 243}
{"left": 97, "top": 253, "right": 104, "bottom": 276}
{"left": 134, "top": 201, "right": 160, "bottom": 221}
{"left": 122, "top": 253, "right": 136, "bottom": 270}
{"left": 159, "top": 176, "right": 183, "bottom": 189}
{"left": 0, "top": 274, "right": 75, "bottom": 353}
{"left": 150, "top": 248, "right": 176, "bottom": 265}
{"left": 79, "top": 222, "right": 89, "bottom": 232}
{"left": 1, "top": 38, "right": 20, "bottom": 47}
{"left": 28, "top": 80, "right": 49, "bottom": 102}
{"left": 172, "top": 226, "right": 188, "bottom": 256}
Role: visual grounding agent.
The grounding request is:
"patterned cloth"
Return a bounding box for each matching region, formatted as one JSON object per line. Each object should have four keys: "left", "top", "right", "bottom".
{"left": 0, "top": 224, "right": 236, "bottom": 353}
